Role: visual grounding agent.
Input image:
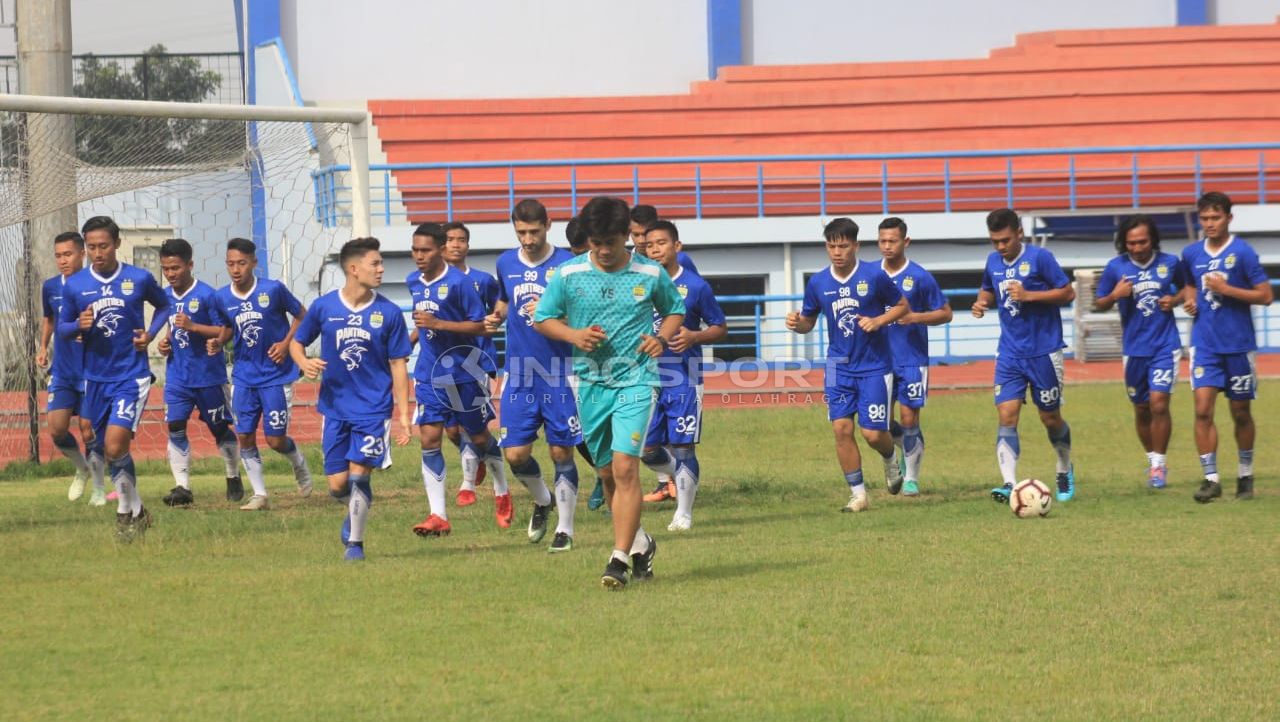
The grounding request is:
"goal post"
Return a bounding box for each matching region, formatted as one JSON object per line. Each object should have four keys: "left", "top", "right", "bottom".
{"left": 0, "top": 93, "right": 372, "bottom": 465}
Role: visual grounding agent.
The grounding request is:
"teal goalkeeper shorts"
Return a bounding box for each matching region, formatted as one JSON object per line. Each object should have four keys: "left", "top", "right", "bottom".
{"left": 569, "top": 379, "right": 657, "bottom": 467}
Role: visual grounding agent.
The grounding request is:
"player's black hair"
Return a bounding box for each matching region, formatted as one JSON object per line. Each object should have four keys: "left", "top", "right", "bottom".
{"left": 579, "top": 196, "right": 631, "bottom": 239}
{"left": 159, "top": 238, "right": 194, "bottom": 263}
{"left": 823, "top": 217, "right": 859, "bottom": 243}
{"left": 413, "top": 222, "right": 445, "bottom": 247}
{"left": 878, "top": 216, "right": 908, "bottom": 237}
{"left": 442, "top": 221, "right": 470, "bottom": 240}
{"left": 227, "top": 237, "right": 256, "bottom": 256}
{"left": 54, "top": 231, "right": 84, "bottom": 249}
{"left": 511, "top": 198, "right": 549, "bottom": 225}
{"left": 340, "top": 237, "right": 381, "bottom": 267}
{"left": 630, "top": 204, "right": 659, "bottom": 226}
{"left": 564, "top": 215, "right": 589, "bottom": 251}
{"left": 81, "top": 215, "right": 120, "bottom": 241}
{"left": 1196, "top": 191, "right": 1232, "bottom": 215}
{"left": 645, "top": 219, "right": 679, "bottom": 242}
{"left": 1115, "top": 214, "right": 1161, "bottom": 255}
{"left": 986, "top": 208, "right": 1021, "bottom": 233}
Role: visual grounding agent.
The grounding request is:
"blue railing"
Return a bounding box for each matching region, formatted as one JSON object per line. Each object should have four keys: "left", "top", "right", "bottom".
{"left": 314, "top": 142, "right": 1280, "bottom": 225}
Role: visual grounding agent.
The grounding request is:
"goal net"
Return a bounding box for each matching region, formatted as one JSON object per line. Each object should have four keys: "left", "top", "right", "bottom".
{"left": 0, "top": 94, "right": 370, "bottom": 467}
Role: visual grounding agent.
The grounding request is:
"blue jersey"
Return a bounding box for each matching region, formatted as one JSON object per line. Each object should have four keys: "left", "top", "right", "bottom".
{"left": 881, "top": 260, "right": 947, "bottom": 367}
{"left": 42, "top": 275, "right": 83, "bottom": 380}
{"left": 211, "top": 278, "right": 304, "bottom": 387}
{"left": 460, "top": 265, "right": 500, "bottom": 375}
{"left": 294, "top": 290, "right": 411, "bottom": 421}
{"left": 980, "top": 245, "right": 1070, "bottom": 359}
{"left": 801, "top": 262, "right": 902, "bottom": 378}
{"left": 58, "top": 263, "right": 169, "bottom": 383}
{"left": 165, "top": 280, "right": 228, "bottom": 388}
{"left": 407, "top": 266, "right": 487, "bottom": 384}
{"left": 496, "top": 246, "right": 576, "bottom": 379}
{"left": 678, "top": 251, "right": 699, "bottom": 275}
{"left": 1096, "top": 252, "right": 1185, "bottom": 356}
{"left": 1181, "top": 236, "right": 1269, "bottom": 353}
{"left": 656, "top": 267, "right": 726, "bottom": 386}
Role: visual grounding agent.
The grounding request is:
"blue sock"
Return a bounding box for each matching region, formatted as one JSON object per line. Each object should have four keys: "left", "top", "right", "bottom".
{"left": 1200, "top": 452, "right": 1218, "bottom": 482}
{"left": 510, "top": 455, "right": 540, "bottom": 478}
{"left": 553, "top": 460, "right": 579, "bottom": 491}
{"left": 672, "top": 446, "right": 700, "bottom": 480}
{"left": 844, "top": 468, "right": 864, "bottom": 490}
{"left": 422, "top": 448, "right": 446, "bottom": 476}
{"left": 889, "top": 420, "right": 904, "bottom": 442}
{"left": 1047, "top": 422, "right": 1072, "bottom": 474}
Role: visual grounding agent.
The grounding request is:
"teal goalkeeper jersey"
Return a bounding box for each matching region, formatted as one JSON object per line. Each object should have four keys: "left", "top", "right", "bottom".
{"left": 535, "top": 252, "right": 684, "bottom": 388}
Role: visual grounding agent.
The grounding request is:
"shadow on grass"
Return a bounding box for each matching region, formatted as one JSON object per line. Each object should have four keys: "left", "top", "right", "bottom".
{"left": 661, "top": 558, "right": 812, "bottom": 583}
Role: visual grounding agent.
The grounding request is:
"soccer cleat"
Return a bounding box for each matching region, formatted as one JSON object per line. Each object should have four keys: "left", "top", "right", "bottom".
{"left": 548, "top": 532, "right": 573, "bottom": 553}
{"left": 901, "top": 480, "right": 920, "bottom": 497}
{"left": 643, "top": 479, "right": 676, "bottom": 503}
{"left": 842, "top": 495, "right": 870, "bottom": 513}
{"left": 340, "top": 515, "right": 351, "bottom": 545}
{"left": 115, "top": 512, "right": 134, "bottom": 543}
{"left": 344, "top": 542, "right": 365, "bottom": 562}
{"left": 88, "top": 488, "right": 107, "bottom": 507}
{"left": 991, "top": 482, "right": 1013, "bottom": 504}
{"left": 1148, "top": 466, "right": 1168, "bottom": 490}
{"left": 162, "top": 486, "right": 194, "bottom": 507}
{"left": 494, "top": 493, "right": 513, "bottom": 528}
{"left": 130, "top": 506, "right": 153, "bottom": 540}
{"left": 106, "top": 490, "right": 119, "bottom": 502}
{"left": 667, "top": 514, "right": 692, "bottom": 532}
{"left": 68, "top": 470, "right": 88, "bottom": 501}
{"left": 1235, "top": 476, "right": 1254, "bottom": 500}
{"left": 587, "top": 478, "right": 605, "bottom": 511}
{"left": 885, "top": 453, "right": 905, "bottom": 495}
{"left": 412, "top": 513, "right": 452, "bottom": 537}
{"left": 1055, "top": 464, "right": 1076, "bottom": 502}
{"left": 239, "top": 494, "right": 270, "bottom": 511}
{"left": 456, "top": 489, "right": 477, "bottom": 507}
{"left": 225, "top": 476, "right": 244, "bottom": 502}
{"left": 1194, "top": 479, "right": 1222, "bottom": 503}
{"left": 527, "top": 502, "right": 552, "bottom": 543}
{"left": 295, "top": 466, "right": 314, "bottom": 498}
{"left": 601, "top": 557, "right": 629, "bottom": 590}
{"left": 631, "top": 534, "right": 657, "bottom": 580}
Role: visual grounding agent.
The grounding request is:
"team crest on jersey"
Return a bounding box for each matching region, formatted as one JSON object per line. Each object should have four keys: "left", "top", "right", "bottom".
{"left": 370, "top": 311, "right": 384, "bottom": 329}
{"left": 437, "top": 286, "right": 449, "bottom": 300}
{"left": 258, "top": 292, "right": 270, "bottom": 308}
{"left": 902, "top": 277, "right": 915, "bottom": 292}
{"left": 1194, "top": 366, "right": 1204, "bottom": 378}
{"left": 188, "top": 298, "right": 200, "bottom": 313}
{"left": 632, "top": 285, "right": 646, "bottom": 301}
{"left": 1018, "top": 261, "right": 1030, "bottom": 276}
{"left": 677, "top": 285, "right": 688, "bottom": 298}
{"left": 546, "top": 269, "right": 556, "bottom": 280}
{"left": 120, "top": 279, "right": 135, "bottom": 296}
{"left": 1224, "top": 254, "right": 1236, "bottom": 270}
{"left": 855, "top": 280, "right": 868, "bottom": 297}
{"left": 1156, "top": 264, "right": 1168, "bottom": 279}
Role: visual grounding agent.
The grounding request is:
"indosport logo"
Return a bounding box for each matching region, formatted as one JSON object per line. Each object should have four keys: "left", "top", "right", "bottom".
{"left": 428, "top": 344, "right": 498, "bottom": 413}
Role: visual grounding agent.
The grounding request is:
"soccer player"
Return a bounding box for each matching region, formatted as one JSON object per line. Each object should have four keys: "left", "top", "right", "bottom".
{"left": 36, "top": 231, "right": 102, "bottom": 504}
{"left": 877, "top": 217, "right": 952, "bottom": 496}
{"left": 441, "top": 221, "right": 499, "bottom": 506}
{"left": 534, "top": 195, "right": 684, "bottom": 589}
{"left": 1094, "top": 215, "right": 1186, "bottom": 489}
{"left": 154, "top": 238, "right": 242, "bottom": 507}
{"left": 406, "top": 222, "right": 509, "bottom": 537}
{"left": 209, "top": 238, "right": 313, "bottom": 510}
{"left": 1180, "top": 192, "right": 1273, "bottom": 502}
{"left": 785, "top": 218, "right": 907, "bottom": 512}
{"left": 971, "top": 208, "right": 1077, "bottom": 504}
{"left": 643, "top": 220, "right": 727, "bottom": 530}
{"left": 291, "top": 237, "right": 412, "bottom": 561}
{"left": 485, "top": 199, "right": 583, "bottom": 551}
{"left": 57, "top": 216, "right": 170, "bottom": 541}
{"left": 565, "top": 216, "right": 614, "bottom": 513}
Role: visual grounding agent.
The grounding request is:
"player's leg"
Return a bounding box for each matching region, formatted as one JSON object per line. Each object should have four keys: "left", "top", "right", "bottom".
{"left": 204, "top": 385, "right": 244, "bottom": 496}
{"left": 79, "top": 382, "right": 111, "bottom": 509}
{"left": 414, "top": 419, "right": 451, "bottom": 535}
{"left": 827, "top": 380, "right": 868, "bottom": 511}
{"left": 1225, "top": 351, "right": 1258, "bottom": 500}
{"left": 605, "top": 385, "right": 658, "bottom": 587}
{"left": 856, "top": 373, "right": 900, "bottom": 495}
{"left": 896, "top": 366, "right": 927, "bottom": 496}
{"left": 232, "top": 385, "right": 266, "bottom": 504}
{"left": 162, "top": 385, "right": 197, "bottom": 506}
{"left": 74, "top": 410, "right": 107, "bottom": 504}
{"left": 320, "top": 417, "right": 357, "bottom": 556}
{"left": 443, "top": 422, "right": 480, "bottom": 504}
{"left": 47, "top": 379, "right": 90, "bottom": 500}
{"left": 101, "top": 377, "right": 152, "bottom": 540}
{"left": 1191, "top": 348, "right": 1225, "bottom": 502}
{"left": 1029, "top": 351, "right": 1072, "bottom": 502}
{"left": 991, "top": 355, "right": 1028, "bottom": 502}
{"left": 641, "top": 390, "right": 672, "bottom": 503}
{"left": 340, "top": 417, "right": 391, "bottom": 561}
{"left": 543, "top": 382, "right": 584, "bottom": 551}
{"left": 260, "top": 384, "right": 312, "bottom": 497}
{"left": 666, "top": 384, "right": 704, "bottom": 529}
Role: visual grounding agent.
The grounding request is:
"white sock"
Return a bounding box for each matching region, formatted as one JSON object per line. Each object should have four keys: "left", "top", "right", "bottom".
{"left": 673, "top": 448, "right": 699, "bottom": 519}
{"left": 902, "top": 425, "right": 924, "bottom": 482}
{"left": 167, "top": 431, "right": 191, "bottom": 490}
{"left": 421, "top": 448, "right": 447, "bottom": 518}
{"left": 110, "top": 454, "right": 141, "bottom": 515}
{"left": 217, "top": 434, "right": 240, "bottom": 478}
{"left": 1239, "top": 449, "right": 1254, "bottom": 478}
{"left": 278, "top": 437, "right": 308, "bottom": 475}
{"left": 1150, "top": 452, "right": 1166, "bottom": 470}
{"left": 643, "top": 448, "right": 677, "bottom": 478}
{"left": 53, "top": 434, "right": 90, "bottom": 474}
{"left": 629, "top": 526, "right": 651, "bottom": 555}
{"left": 483, "top": 440, "right": 510, "bottom": 496}
{"left": 513, "top": 458, "right": 552, "bottom": 507}
{"left": 348, "top": 475, "right": 371, "bottom": 544}
{"left": 89, "top": 450, "right": 105, "bottom": 491}
{"left": 553, "top": 461, "right": 578, "bottom": 537}
{"left": 850, "top": 482, "right": 868, "bottom": 500}
{"left": 241, "top": 447, "right": 268, "bottom": 497}
{"left": 996, "top": 426, "right": 1019, "bottom": 486}
{"left": 459, "top": 442, "right": 480, "bottom": 492}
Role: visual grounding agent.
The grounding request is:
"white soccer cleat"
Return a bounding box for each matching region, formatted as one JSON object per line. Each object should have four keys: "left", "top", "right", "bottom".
{"left": 295, "top": 467, "right": 314, "bottom": 497}
{"left": 68, "top": 470, "right": 88, "bottom": 501}
{"left": 667, "top": 514, "right": 692, "bottom": 532}
{"left": 884, "top": 452, "right": 905, "bottom": 495}
{"left": 239, "top": 494, "right": 270, "bottom": 511}
{"left": 88, "top": 488, "right": 107, "bottom": 507}
{"left": 842, "top": 495, "right": 870, "bottom": 513}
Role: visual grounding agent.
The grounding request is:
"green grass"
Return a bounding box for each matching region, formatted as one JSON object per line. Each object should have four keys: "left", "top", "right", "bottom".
{"left": 1, "top": 381, "right": 1277, "bottom": 721}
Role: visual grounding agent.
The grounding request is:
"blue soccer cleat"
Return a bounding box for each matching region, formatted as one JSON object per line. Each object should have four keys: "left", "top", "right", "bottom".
{"left": 340, "top": 515, "right": 351, "bottom": 545}
{"left": 587, "top": 478, "right": 605, "bottom": 511}
{"left": 1148, "top": 466, "right": 1167, "bottom": 490}
{"left": 344, "top": 542, "right": 364, "bottom": 562}
{"left": 1056, "top": 464, "right": 1076, "bottom": 502}
{"left": 991, "top": 482, "right": 1013, "bottom": 504}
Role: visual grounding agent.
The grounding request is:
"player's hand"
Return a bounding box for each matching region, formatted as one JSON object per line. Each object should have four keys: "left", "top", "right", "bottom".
{"left": 298, "top": 356, "right": 326, "bottom": 379}
{"left": 856, "top": 315, "right": 880, "bottom": 333}
{"left": 78, "top": 307, "right": 94, "bottom": 331}
{"left": 572, "top": 324, "right": 607, "bottom": 353}
{"left": 521, "top": 299, "right": 538, "bottom": 320}
{"left": 1110, "top": 277, "right": 1134, "bottom": 300}
{"left": 1005, "top": 280, "right": 1026, "bottom": 302}
{"left": 669, "top": 326, "right": 694, "bottom": 353}
{"left": 483, "top": 311, "right": 505, "bottom": 333}
{"left": 157, "top": 333, "right": 171, "bottom": 357}
{"left": 785, "top": 311, "right": 802, "bottom": 331}
{"left": 1203, "top": 271, "right": 1228, "bottom": 294}
{"left": 207, "top": 336, "right": 224, "bottom": 355}
{"left": 637, "top": 334, "right": 666, "bottom": 358}
{"left": 173, "top": 311, "right": 193, "bottom": 331}
{"left": 1158, "top": 294, "right": 1178, "bottom": 312}
{"left": 413, "top": 310, "right": 437, "bottom": 330}
{"left": 394, "top": 412, "right": 412, "bottom": 446}
{"left": 267, "top": 340, "right": 288, "bottom": 364}
{"left": 971, "top": 298, "right": 988, "bottom": 318}
{"left": 1183, "top": 294, "right": 1198, "bottom": 316}
{"left": 132, "top": 329, "right": 150, "bottom": 352}
{"left": 34, "top": 348, "right": 48, "bottom": 368}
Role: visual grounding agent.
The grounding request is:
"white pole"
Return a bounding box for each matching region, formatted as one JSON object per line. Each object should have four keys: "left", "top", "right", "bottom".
{"left": 0, "top": 92, "right": 368, "bottom": 124}
{"left": 349, "top": 117, "right": 372, "bottom": 238}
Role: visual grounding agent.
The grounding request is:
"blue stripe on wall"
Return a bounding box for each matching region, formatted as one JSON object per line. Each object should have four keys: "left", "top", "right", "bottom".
{"left": 1176, "top": 0, "right": 1208, "bottom": 26}
{"left": 707, "top": 0, "right": 743, "bottom": 80}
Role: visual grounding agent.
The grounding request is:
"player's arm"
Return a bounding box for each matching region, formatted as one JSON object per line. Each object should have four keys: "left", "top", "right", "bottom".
{"left": 640, "top": 312, "right": 686, "bottom": 358}
{"left": 289, "top": 337, "right": 325, "bottom": 379}
{"left": 1012, "top": 282, "right": 1074, "bottom": 306}
{"left": 419, "top": 315, "right": 486, "bottom": 336}
{"left": 786, "top": 312, "right": 817, "bottom": 334}
{"left": 1204, "top": 275, "right": 1274, "bottom": 305}
{"left": 858, "top": 296, "right": 909, "bottom": 333}
{"left": 171, "top": 311, "right": 225, "bottom": 341}
{"left": 389, "top": 357, "right": 412, "bottom": 445}
{"left": 971, "top": 288, "right": 996, "bottom": 318}
{"left": 144, "top": 279, "right": 172, "bottom": 341}
{"left": 1092, "top": 267, "right": 1127, "bottom": 312}
{"left": 36, "top": 315, "right": 53, "bottom": 367}
{"left": 534, "top": 317, "right": 607, "bottom": 353}
{"left": 484, "top": 299, "right": 508, "bottom": 333}
{"left": 906, "top": 300, "right": 953, "bottom": 326}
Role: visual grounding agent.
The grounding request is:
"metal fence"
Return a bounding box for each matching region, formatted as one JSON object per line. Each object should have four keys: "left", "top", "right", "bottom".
{"left": 0, "top": 52, "right": 242, "bottom": 104}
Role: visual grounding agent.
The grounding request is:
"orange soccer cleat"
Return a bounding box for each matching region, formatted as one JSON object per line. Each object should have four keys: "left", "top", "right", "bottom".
{"left": 494, "top": 493, "right": 513, "bottom": 528}
{"left": 412, "top": 513, "right": 452, "bottom": 537}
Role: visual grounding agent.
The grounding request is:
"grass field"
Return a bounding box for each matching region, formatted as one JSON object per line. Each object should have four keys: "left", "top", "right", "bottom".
{"left": 1, "top": 381, "right": 1276, "bottom": 721}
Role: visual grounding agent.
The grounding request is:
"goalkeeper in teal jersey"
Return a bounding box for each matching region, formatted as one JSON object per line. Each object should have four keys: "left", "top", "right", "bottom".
{"left": 534, "top": 196, "right": 685, "bottom": 590}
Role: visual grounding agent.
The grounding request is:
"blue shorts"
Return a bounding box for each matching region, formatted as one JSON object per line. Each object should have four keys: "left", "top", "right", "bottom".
{"left": 414, "top": 378, "right": 492, "bottom": 435}
{"left": 1123, "top": 348, "right": 1181, "bottom": 404}
{"left": 994, "top": 351, "right": 1064, "bottom": 410}
{"left": 165, "top": 383, "right": 232, "bottom": 429}
{"left": 232, "top": 384, "right": 294, "bottom": 437}
{"left": 825, "top": 372, "right": 893, "bottom": 430}
{"left": 82, "top": 376, "right": 152, "bottom": 442}
{"left": 645, "top": 383, "right": 704, "bottom": 447}
{"left": 498, "top": 374, "right": 582, "bottom": 448}
{"left": 893, "top": 365, "right": 929, "bottom": 409}
{"left": 47, "top": 375, "right": 83, "bottom": 414}
{"left": 1190, "top": 348, "right": 1256, "bottom": 400}
{"left": 322, "top": 416, "right": 392, "bottom": 475}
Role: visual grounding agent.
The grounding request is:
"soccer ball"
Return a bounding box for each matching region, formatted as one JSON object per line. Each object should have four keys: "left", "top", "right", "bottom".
{"left": 1010, "top": 479, "right": 1053, "bottom": 518}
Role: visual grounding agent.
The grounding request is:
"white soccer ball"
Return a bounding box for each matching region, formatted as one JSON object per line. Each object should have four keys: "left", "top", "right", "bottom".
{"left": 1010, "top": 478, "right": 1053, "bottom": 518}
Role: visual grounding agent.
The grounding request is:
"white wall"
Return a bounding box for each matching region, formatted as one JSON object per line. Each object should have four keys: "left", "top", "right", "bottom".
{"left": 1214, "top": 0, "right": 1280, "bottom": 23}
